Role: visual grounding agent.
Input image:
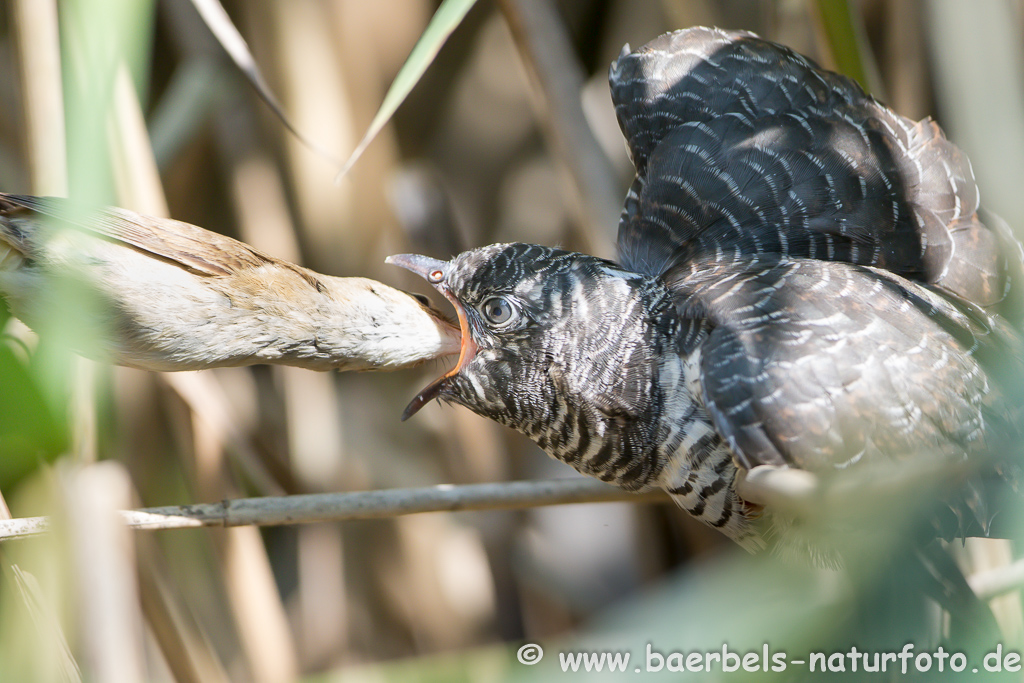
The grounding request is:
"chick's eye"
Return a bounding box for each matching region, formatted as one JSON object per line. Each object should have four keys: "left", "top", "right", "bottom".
{"left": 480, "top": 296, "right": 516, "bottom": 326}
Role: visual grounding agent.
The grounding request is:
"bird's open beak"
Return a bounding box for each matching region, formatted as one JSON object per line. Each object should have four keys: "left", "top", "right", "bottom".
{"left": 386, "top": 254, "right": 478, "bottom": 420}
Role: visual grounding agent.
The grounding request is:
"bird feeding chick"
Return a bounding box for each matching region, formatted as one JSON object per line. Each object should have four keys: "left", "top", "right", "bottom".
{"left": 389, "top": 27, "right": 1024, "bottom": 551}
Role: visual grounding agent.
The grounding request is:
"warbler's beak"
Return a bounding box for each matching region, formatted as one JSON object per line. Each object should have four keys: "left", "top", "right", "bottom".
{"left": 386, "top": 254, "right": 478, "bottom": 420}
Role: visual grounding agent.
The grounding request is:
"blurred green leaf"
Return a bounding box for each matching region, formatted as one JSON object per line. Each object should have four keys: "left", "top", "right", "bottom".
{"left": 813, "top": 0, "right": 869, "bottom": 90}
{"left": 0, "top": 341, "right": 67, "bottom": 490}
{"left": 59, "top": 0, "right": 157, "bottom": 203}
{"left": 337, "top": 0, "right": 479, "bottom": 179}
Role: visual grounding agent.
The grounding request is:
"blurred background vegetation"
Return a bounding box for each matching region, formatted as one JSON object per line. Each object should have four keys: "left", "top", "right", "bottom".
{"left": 0, "top": 0, "right": 1022, "bottom": 681}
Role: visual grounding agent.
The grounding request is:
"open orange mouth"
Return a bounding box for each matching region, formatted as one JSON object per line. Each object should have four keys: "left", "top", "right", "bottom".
{"left": 386, "top": 254, "right": 477, "bottom": 420}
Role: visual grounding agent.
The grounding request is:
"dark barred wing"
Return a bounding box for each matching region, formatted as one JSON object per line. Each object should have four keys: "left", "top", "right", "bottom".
{"left": 610, "top": 28, "right": 1024, "bottom": 321}
{"left": 668, "top": 257, "right": 1024, "bottom": 476}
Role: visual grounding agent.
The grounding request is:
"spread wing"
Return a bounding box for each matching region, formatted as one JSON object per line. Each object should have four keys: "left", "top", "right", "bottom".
{"left": 667, "top": 257, "right": 1022, "bottom": 472}
{"left": 610, "top": 28, "right": 1024, "bottom": 321}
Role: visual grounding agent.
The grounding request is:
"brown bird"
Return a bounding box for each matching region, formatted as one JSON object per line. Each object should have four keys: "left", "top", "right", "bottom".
{"left": 0, "top": 193, "right": 460, "bottom": 372}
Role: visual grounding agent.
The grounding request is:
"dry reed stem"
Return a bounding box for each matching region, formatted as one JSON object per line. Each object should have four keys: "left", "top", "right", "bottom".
{"left": 499, "top": 0, "right": 620, "bottom": 257}
{"left": 11, "top": 0, "right": 68, "bottom": 196}
{"left": 136, "top": 545, "right": 233, "bottom": 683}
{"left": 0, "top": 478, "right": 663, "bottom": 540}
{"left": 62, "top": 462, "right": 145, "bottom": 683}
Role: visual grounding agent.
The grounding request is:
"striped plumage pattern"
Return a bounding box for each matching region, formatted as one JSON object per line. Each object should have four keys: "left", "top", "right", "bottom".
{"left": 611, "top": 28, "right": 1024, "bottom": 321}
{"left": 394, "top": 28, "right": 1024, "bottom": 550}
{"left": 431, "top": 242, "right": 758, "bottom": 545}
{"left": 441, "top": 244, "right": 670, "bottom": 488}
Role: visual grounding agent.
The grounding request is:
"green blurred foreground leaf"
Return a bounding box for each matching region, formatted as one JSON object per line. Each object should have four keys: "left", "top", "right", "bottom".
{"left": 813, "top": 0, "right": 870, "bottom": 90}
{"left": 337, "top": 0, "right": 479, "bottom": 179}
{"left": 0, "top": 341, "right": 67, "bottom": 489}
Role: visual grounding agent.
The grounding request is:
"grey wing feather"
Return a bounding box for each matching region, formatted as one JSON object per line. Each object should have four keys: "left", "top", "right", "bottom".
{"left": 669, "top": 258, "right": 1017, "bottom": 472}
